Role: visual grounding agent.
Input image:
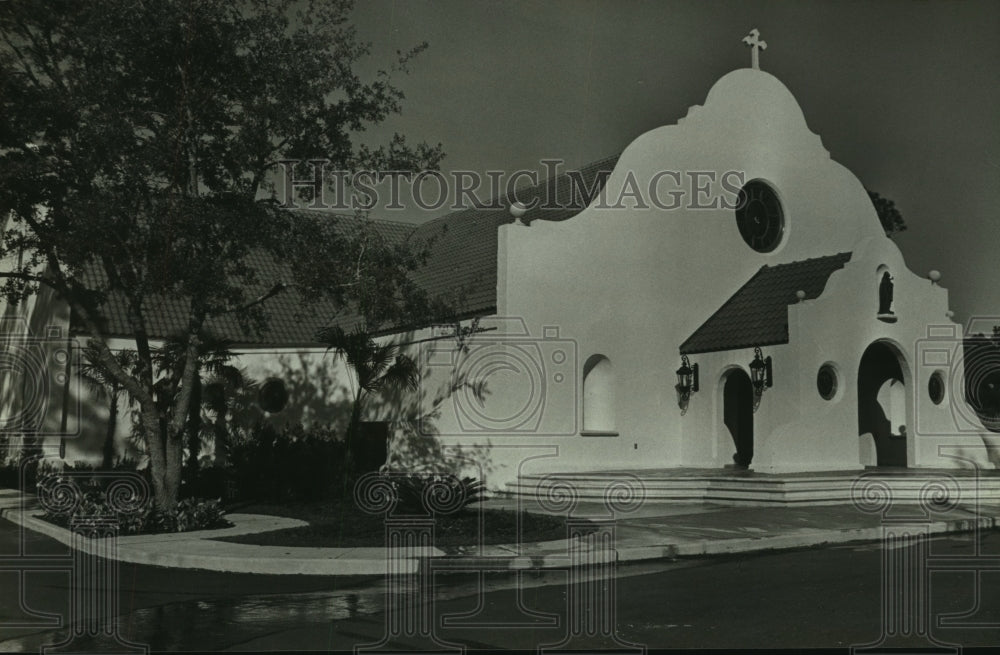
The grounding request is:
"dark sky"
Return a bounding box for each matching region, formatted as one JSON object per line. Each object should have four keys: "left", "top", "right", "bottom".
{"left": 345, "top": 0, "right": 999, "bottom": 325}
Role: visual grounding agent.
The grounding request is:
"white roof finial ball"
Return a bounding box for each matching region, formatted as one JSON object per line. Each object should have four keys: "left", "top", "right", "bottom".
{"left": 795, "top": 290, "right": 806, "bottom": 302}
{"left": 509, "top": 201, "right": 528, "bottom": 226}
{"left": 929, "top": 270, "right": 942, "bottom": 284}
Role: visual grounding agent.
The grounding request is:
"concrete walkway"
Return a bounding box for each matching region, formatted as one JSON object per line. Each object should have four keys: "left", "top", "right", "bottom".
{"left": 1, "top": 489, "right": 997, "bottom": 576}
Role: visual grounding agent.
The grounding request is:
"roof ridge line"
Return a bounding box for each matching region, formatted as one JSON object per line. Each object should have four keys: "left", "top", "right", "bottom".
{"left": 284, "top": 208, "right": 419, "bottom": 228}
{"left": 416, "top": 153, "right": 622, "bottom": 229}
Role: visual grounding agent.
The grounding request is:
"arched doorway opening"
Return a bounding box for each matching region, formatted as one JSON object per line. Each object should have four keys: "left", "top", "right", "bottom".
{"left": 582, "top": 355, "right": 615, "bottom": 432}
{"left": 723, "top": 368, "right": 754, "bottom": 468}
{"left": 858, "top": 341, "right": 909, "bottom": 467}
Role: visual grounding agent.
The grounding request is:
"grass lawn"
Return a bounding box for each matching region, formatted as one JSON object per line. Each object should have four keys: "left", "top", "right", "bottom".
{"left": 214, "top": 500, "right": 592, "bottom": 549}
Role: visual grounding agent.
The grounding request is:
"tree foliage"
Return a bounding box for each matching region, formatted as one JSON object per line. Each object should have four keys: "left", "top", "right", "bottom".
{"left": 316, "top": 324, "right": 419, "bottom": 472}
{"left": 0, "top": 0, "right": 445, "bottom": 510}
{"left": 151, "top": 331, "right": 244, "bottom": 474}
{"left": 78, "top": 344, "right": 139, "bottom": 469}
{"left": 867, "top": 190, "right": 906, "bottom": 237}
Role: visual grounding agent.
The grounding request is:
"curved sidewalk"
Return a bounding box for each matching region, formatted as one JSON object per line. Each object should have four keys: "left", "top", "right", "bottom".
{"left": 2, "top": 490, "right": 998, "bottom": 576}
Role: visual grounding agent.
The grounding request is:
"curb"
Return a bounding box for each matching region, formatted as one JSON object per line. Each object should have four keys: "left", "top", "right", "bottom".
{"left": 3, "top": 496, "right": 997, "bottom": 576}
{"left": 1, "top": 508, "right": 399, "bottom": 575}
{"left": 615, "top": 516, "right": 998, "bottom": 560}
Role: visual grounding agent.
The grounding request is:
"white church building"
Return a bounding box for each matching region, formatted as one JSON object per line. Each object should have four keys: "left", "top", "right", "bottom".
{"left": 3, "top": 34, "right": 998, "bottom": 492}
{"left": 403, "top": 39, "right": 1000, "bottom": 488}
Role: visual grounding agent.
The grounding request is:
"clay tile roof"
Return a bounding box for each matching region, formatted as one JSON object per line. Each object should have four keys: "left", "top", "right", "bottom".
{"left": 408, "top": 154, "right": 619, "bottom": 320}
{"left": 70, "top": 156, "right": 618, "bottom": 346}
{"left": 73, "top": 211, "right": 418, "bottom": 347}
{"left": 679, "top": 252, "right": 852, "bottom": 355}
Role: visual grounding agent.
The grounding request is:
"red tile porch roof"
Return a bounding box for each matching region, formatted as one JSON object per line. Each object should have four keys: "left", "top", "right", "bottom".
{"left": 679, "top": 252, "right": 853, "bottom": 355}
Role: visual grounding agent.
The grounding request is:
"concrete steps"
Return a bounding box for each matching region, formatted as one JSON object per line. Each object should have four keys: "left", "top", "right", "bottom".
{"left": 509, "top": 468, "right": 1000, "bottom": 507}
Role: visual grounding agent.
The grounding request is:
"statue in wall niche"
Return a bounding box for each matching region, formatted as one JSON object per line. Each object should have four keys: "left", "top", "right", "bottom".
{"left": 878, "top": 271, "right": 894, "bottom": 315}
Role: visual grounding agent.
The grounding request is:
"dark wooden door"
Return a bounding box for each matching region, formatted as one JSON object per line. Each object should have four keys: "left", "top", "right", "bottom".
{"left": 724, "top": 370, "right": 754, "bottom": 468}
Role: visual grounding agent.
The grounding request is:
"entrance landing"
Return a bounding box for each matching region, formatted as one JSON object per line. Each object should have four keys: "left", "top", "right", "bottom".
{"left": 510, "top": 467, "right": 1000, "bottom": 506}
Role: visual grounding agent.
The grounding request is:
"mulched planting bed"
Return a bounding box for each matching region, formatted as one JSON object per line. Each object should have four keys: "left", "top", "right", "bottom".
{"left": 214, "top": 501, "right": 592, "bottom": 549}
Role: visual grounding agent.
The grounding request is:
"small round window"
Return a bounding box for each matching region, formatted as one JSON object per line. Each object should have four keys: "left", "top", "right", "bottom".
{"left": 928, "top": 371, "right": 945, "bottom": 405}
{"left": 258, "top": 378, "right": 289, "bottom": 413}
{"left": 817, "top": 364, "right": 838, "bottom": 401}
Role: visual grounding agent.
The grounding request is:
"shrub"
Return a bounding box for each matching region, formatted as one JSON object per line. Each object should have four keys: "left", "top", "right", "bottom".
{"left": 228, "top": 422, "right": 347, "bottom": 502}
{"left": 37, "top": 463, "right": 230, "bottom": 535}
{"left": 38, "top": 480, "right": 230, "bottom": 536}
{"left": 0, "top": 457, "right": 95, "bottom": 494}
{"left": 0, "top": 458, "right": 118, "bottom": 492}
{"left": 390, "top": 474, "right": 486, "bottom": 516}
{"left": 0, "top": 457, "right": 54, "bottom": 492}
{"left": 0, "top": 460, "right": 28, "bottom": 491}
{"left": 181, "top": 467, "right": 232, "bottom": 501}
{"left": 143, "top": 498, "right": 229, "bottom": 533}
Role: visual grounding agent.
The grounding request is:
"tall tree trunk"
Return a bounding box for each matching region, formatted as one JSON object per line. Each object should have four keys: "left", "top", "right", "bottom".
{"left": 346, "top": 393, "right": 364, "bottom": 474}
{"left": 185, "top": 377, "right": 202, "bottom": 474}
{"left": 212, "top": 410, "right": 229, "bottom": 468}
{"left": 101, "top": 390, "right": 120, "bottom": 470}
{"left": 141, "top": 404, "right": 175, "bottom": 512}
{"left": 141, "top": 394, "right": 186, "bottom": 512}
{"left": 338, "top": 394, "right": 365, "bottom": 499}
{"left": 164, "top": 416, "right": 184, "bottom": 503}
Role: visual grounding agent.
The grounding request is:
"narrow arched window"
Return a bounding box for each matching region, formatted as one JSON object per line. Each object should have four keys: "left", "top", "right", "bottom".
{"left": 583, "top": 355, "right": 615, "bottom": 433}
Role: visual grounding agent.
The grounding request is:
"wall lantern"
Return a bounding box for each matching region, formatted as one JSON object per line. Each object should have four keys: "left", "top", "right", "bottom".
{"left": 675, "top": 355, "right": 699, "bottom": 415}
{"left": 749, "top": 347, "right": 772, "bottom": 412}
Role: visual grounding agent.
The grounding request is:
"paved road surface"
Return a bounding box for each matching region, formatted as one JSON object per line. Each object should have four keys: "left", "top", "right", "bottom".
{"left": 1, "top": 519, "right": 997, "bottom": 651}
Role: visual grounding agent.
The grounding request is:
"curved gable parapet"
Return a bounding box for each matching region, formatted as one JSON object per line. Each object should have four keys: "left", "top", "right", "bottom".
{"left": 555, "top": 68, "right": 884, "bottom": 255}
{"left": 700, "top": 69, "right": 817, "bottom": 139}
{"left": 594, "top": 69, "right": 829, "bottom": 211}
{"left": 501, "top": 66, "right": 895, "bottom": 387}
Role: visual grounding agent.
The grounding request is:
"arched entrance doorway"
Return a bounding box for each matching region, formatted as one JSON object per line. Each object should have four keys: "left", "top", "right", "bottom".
{"left": 858, "top": 341, "right": 908, "bottom": 467}
{"left": 723, "top": 369, "right": 754, "bottom": 468}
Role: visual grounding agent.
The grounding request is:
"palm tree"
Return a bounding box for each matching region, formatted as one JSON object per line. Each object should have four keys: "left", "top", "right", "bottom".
{"left": 316, "top": 324, "right": 419, "bottom": 472}
{"left": 153, "top": 332, "right": 241, "bottom": 475}
{"left": 200, "top": 365, "right": 254, "bottom": 468}
{"left": 78, "top": 343, "right": 139, "bottom": 469}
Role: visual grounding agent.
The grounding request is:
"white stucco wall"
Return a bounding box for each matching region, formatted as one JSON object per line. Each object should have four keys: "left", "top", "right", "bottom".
{"left": 414, "top": 67, "right": 999, "bottom": 487}
{"left": 0, "top": 272, "right": 78, "bottom": 462}
{"left": 475, "top": 68, "right": 885, "bottom": 482}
